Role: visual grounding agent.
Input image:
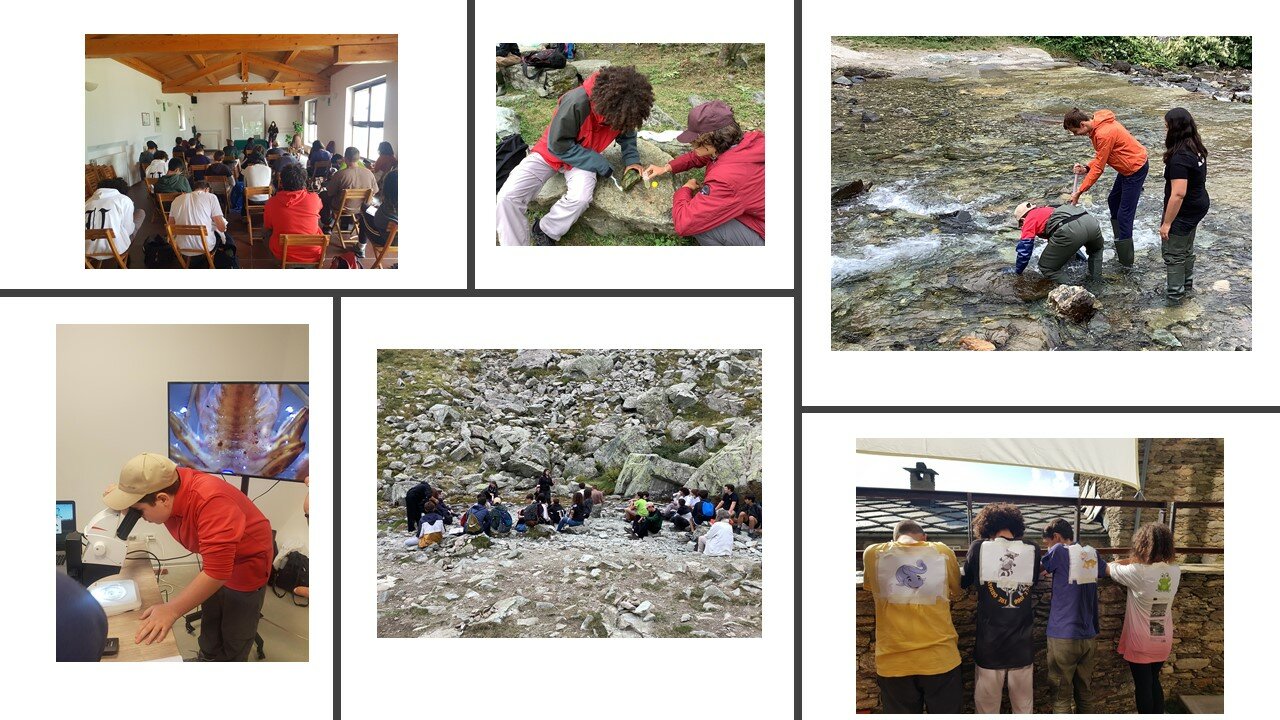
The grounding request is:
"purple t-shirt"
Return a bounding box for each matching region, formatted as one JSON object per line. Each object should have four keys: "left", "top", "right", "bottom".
{"left": 1042, "top": 543, "right": 1107, "bottom": 639}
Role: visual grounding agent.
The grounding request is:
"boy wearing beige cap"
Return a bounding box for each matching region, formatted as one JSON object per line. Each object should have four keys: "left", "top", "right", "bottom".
{"left": 103, "top": 452, "right": 273, "bottom": 661}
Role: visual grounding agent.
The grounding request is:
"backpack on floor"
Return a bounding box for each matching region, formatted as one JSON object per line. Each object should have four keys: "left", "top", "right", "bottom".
{"left": 143, "top": 234, "right": 176, "bottom": 268}
{"left": 229, "top": 180, "right": 245, "bottom": 215}
{"left": 496, "top": 43, "right": 520, "bottom": 58}
{"left": 213, "top": 233, "right": 239, "bottom": 269}
{"left": 496, "top": 133, "right": 529, "bottom": 194}
{"left": 521, "top": 48, "right": 567, "bottom": 75}
{"left": 270, "top": 550, "right": 310, "bottom": 606}
{"left": 488, "top": 504, "right": 513, "bottom": 535}
{"left": 463, "top": 511, "right": 485, "bottom": 535}
{"left": 329, "top": 251, "right": 363, "bottom": 269}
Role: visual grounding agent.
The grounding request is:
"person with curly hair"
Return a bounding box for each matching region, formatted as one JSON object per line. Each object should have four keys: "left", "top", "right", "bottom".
{"left": 497, "top": 66, "right": 654, "bottom": 245}
{"left": 962, "top": 502, "right": 1039, "bottom": 714}
{"left": 1105, "top": 522, "right": 1181, "bottom": 713}
{"left": 643, "top": 100, "right": 765, "bottom": 245}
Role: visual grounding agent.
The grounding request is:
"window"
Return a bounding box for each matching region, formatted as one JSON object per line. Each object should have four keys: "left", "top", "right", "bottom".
{"left": 304, "top": 99, "right": 318, "bottom": 147}
{"left": 349, "top": 77, "right": 386, "bottom": 160}
{"left": 178, "top": 105, "right": 187, "bottom": 132}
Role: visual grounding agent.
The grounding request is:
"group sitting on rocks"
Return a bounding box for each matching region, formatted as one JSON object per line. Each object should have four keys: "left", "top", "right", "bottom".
{"left": 1010, "top": 106, "right": 1210, "bottom": 303}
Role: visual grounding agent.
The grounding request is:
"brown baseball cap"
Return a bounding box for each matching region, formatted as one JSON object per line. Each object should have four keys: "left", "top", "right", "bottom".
{"left": 104, "top": 452, "right": 179, "bottom": 510}
{"left": 676, "top": 100, "right": 737, "bottom": 143}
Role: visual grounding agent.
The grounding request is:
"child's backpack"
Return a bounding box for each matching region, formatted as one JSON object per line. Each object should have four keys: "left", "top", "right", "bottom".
{"left": 329, "top": 251, "right": 363, "bottom": 269}
{"left": 229, "top": 180, "right": 245, "bottom": 215}
{"left": 496, "top": 133, "right": 529, "bottom": 194}
{"left": 463, "top": 510, "right": 485, "bottom": 535}
{"left": 700, "top": 500, "right": 715, "bottom": 519}
{"left": 212, "top": 234, "right": 240, "bottom": 269}
{"left": 521, "top": 48, "right": 567, "bottom": 75}
{"left": 143, "top": 234, "right": 176, "bottom": 268}
{"left": 488, "top": 504, "right": 513, "bottom": 535}
{"left": 496, "top": 43, "right": 521, "bottom": 58}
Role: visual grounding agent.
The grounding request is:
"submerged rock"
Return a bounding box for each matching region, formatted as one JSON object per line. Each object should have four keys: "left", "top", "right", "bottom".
{"left": 1047, "top": 285, "right": 1100, "bottom": 323}
{"left": 831, "top": 180, "right": 871, "bottom": 203}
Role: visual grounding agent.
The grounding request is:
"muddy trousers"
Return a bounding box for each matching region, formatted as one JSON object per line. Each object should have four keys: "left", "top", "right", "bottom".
{"left": 694, "top": 218, "right": 764, "bottom": 246}
{"left": 1128, "top": 660, "right": 1165, "bottom": 713}
{"left": 196, "top": 584, "right": 266, "bottom": 661}
{"left": 1162, "top": 227, "right": 1198, "bottom": 300}
{"left": 1107, "top": 162, "right": 1148, "bottom": 266}
{"left": 975, "top": 664, "right": 1034, "bottom": 713}
{"left": 1038, "top": 213, "right": 1103, "bottom": 284}
{"left": 496, "top": 152, "right": 597, "bottom": 245}
{"left": 1047, "top": 637, "right": 1097, "bottom": 713}
{"left": 877, "top": 666, "right": 963, "bottom": 713}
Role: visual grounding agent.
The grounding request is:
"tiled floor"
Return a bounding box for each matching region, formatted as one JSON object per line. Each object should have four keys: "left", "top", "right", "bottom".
{"left": 164, "top": 563, "right": 309, "bottom": 662}
{"left": 92, "top": 181, "right": 395, "bottom": 270}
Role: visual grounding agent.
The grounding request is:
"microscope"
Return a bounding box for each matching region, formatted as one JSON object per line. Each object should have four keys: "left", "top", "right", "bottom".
{"left": 64, "top": 507, "right": 145, "bottom": 616}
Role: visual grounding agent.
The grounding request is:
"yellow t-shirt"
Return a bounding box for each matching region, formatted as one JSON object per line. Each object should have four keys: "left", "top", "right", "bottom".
{"left": 862, "top": 540, "right": 963, "bottom": 677}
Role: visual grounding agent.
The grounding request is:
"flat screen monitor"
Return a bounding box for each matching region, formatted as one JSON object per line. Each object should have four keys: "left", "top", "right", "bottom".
{"left": 168, "top": 382, "right": 309, "bottom": 481}
{"left": 56, "top": 500, "right": 76, "bottom": 543}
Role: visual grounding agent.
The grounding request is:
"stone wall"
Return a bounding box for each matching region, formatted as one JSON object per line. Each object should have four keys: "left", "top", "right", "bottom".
{"left": 1092, "top": 439, "right": 1224, "bottom": 564}
{"left": 856, "top": 565, "right": 1224, "bottom": 712}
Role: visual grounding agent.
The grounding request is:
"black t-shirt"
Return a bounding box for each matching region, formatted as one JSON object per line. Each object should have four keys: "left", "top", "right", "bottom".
{"left": 1164, "top": 149, "right": 1210, "bottom": 232}
{"left": 743, "top": 502, "right": 762, "bottom": 521}
{"left": 962, "top": 539, "right": 1040, "bottom": 669}
{"left": 721, "top": 492, "right": 740, "bottom": 510}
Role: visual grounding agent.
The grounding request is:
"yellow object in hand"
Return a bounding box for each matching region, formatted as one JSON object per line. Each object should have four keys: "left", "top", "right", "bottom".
{"left": 650, "top": 181, "right": 658, "bottom": 188}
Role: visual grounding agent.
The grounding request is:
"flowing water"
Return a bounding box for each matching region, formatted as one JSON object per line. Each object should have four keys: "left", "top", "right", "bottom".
{"left": 831, "top": 66, "right": 1252, "bottom": 350}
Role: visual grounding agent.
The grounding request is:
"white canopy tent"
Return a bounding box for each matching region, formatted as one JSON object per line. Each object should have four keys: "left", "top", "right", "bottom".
{"left": 856, "top": 438, "right": 1140, "bottom": 490}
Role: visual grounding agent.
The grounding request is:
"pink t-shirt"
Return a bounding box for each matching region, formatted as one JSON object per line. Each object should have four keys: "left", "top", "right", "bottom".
{"left": 1111, "top": 562, "right": 1181, "bottom": 663}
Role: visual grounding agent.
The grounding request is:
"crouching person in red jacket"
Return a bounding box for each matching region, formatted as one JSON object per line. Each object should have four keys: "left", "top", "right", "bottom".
{"left": 644, "top": 101, "right": 765, "bottom": 246}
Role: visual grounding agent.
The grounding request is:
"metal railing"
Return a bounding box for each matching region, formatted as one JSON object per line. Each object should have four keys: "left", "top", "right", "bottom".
{"left": 856, "top": 486, "right": 1224, "bottom": 556}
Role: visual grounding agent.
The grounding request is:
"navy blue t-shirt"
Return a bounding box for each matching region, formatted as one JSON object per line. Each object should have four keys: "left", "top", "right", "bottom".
{"left": 1042, "top": 543, "right": 1107, "bottom": 639}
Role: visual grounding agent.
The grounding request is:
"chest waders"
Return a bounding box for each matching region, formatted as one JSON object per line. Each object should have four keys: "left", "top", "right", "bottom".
{"left": 1163, "top": 226, "right": 1197, "bottom": 301}
{"left": 1038, "top": 205, "right": 1104, "bottom": 284}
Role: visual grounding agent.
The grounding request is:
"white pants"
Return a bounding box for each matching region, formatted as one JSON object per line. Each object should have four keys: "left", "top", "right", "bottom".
{"left": 974, "top": 664, "right": 1033, "bottom": 714}
{"left": 496, "top": 152, "right": 597, "bottom": 245}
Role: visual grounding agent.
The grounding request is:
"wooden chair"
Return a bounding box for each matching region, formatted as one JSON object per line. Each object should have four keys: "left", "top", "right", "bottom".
{"left": 166, "top": 224, "right": 216, "bottom": 269}
{"left": 371, "top": 221, "right": 398, "bottom": 268}
{"left": 156, "top": 192, "right": 182, "bottom": 224}
{"left": 85, "top": 228, "right": 128, "bottom": 269}
{"left": 244, "top": 186, "right": 272, "bottom": 246}
{"left": 335, "top": 188, "right": 373, "bottom": 249}
{"left": 143, "top": 177, "right": 158, "bottom": 195}
{"left": 206, "top": 177, "right": 232, "bottom": 213}
{"left": 279, "top": 234, "right": 328, "bottom": 269}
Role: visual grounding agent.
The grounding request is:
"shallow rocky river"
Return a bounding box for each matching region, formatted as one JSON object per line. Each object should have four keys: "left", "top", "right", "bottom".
{"left": 831, "top": 65, "right": 1251, "bottom": 350}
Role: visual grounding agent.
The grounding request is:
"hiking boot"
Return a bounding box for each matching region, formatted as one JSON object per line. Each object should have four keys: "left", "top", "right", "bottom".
{"left": 530, "top": 218, "right": 556, "bottom": 246}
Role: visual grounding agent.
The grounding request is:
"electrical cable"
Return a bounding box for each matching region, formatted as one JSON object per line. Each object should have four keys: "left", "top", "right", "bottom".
{"left": 252, "top": 480, "right": 282, "bottom": 502}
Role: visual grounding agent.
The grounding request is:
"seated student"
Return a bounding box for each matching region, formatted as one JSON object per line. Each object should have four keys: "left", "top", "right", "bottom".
{"left": 696, "top": 509, "right": 734, "bottom": 556}
{"left": 644, "top": 101, "right": 765, "bottom": 246}
{"left": 962, "top": 502, "right": 1040, "bottom": 714}
{"left": 736, "top": 495, "right": 762, "bottom": 534}
{"left": 578, "top": 482, "right": 593, "bottom": 518}
{"left": 692, "top": 489, "right": 715, "bottom": 526}
{"left": 1106, "top": 522, "right": 1181, "bottom": 714}
{"left": 266, "top": 147, "right": 298, "bottom": 177}
{"left": 169, "top": 182, "right": 228, "bottom": 258}
{"left": 373, "top": 141, "right": 398, "bottom": 176}
{"left": 487, "top": 498, "right": 513, "bottom": 535}
{"left": 85, "top": 177, "right": 144, "bottom": 258}
{"left": 403, "top": 499, "right": 446, "bottom": 549}
{"left": 56, "top": 572, "right": 109, "bottom": 661}
{"left": 307, "top": 140, "right": 333, "bottom": 177}
{"left": 154, "top": 157, "right": 192, "bottom": 194}
{"left": 625, "top": 491, "right": 650, "bottom": 522}
{"left": 145, "top": 151, "right": 170, "bottom": 180}
{"left": 863, "top": 520, "right": 964, "bottom": 713}
{"left": 188, "top": 146, "right": 212, "bottom": 181}
{"left": 516, "top": 494, "right": 543, "bottom": 533}
{"left": 461, "top": 492, "right": 491, "bottom": 535}
{"left": 557, "top": 491, "right": 587, "bottom": 532}
{"left": 205, "top": 151, "right": 234, "bottom": 179}
{"left": 323, "top": 146, "right": 379, "bottom": 230}
{"left": 262, "top": 164, "right": 323, "bottom": 265}
{"left": 242, "top": 154, "right": 273, "bottom": 204}
{"left": 403, "top": 480, "right": 433, "bottom": 533}
{"left": 589, "top": 485, "right": 605, "bottom": 516}
{"left": 138, "top": 140, "right": 158, "bottom": 172}
{"left": 485, "top": 481, "right": 502, "bottom": 503}
{"left": 497, "top": 66, "right": 654, "bottom": 245}
{"left": 222, "top": 139, "right": 238, "bottom": 160}
{"left": 716, "top": 483, "right": 740, "bottom": 516}
{"left": 546, "top": 497, "right": 564, "bottom": 525}
{"left": 671, "top": 499, "right": 695, "bottom": 531}
{"left": 431, "top": 489, "right": 454, "bottom": 526}
{"left": 172, "top": 136, "right": 187, "bottom": 160}
{"left": 1041, "top": 518, "right": 1106, "bottom": 713}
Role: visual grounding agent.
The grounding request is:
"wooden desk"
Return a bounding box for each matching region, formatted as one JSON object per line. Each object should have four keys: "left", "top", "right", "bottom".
{"left": 101, "top": 554, "right": 183, "bottom": 662}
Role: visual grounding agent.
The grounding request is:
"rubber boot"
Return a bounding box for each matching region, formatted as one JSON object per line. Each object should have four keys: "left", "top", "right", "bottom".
{"left": 1111, "top": 220, "right": 1135, "bottom": 267}
{"left": 1087, "top": 251, "right": 1103, "bottom": 283}
{"left": 1164, "top": 232, "right": 1194, "bottom": 301}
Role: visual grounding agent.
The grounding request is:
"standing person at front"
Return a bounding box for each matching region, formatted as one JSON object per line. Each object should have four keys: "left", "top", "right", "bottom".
{"left": 496, "top": 66, "right": 654, "bottom": 246}
{"left": 267, "top": 121, "right": 279, "bottom": 146}
{"left": 1159, "top": 108, "right": 1211, "bottom": 302}
{"left": 962, "top": 503, "right": 1041, "bottom": 714}
{"left": 1041, "top": 519, "right": 1107, "bottom": 713}
{"left": 1106, "top": 522, "right": 1181, "bottom": 714}
{"left": 1064, "top": 108, "right": 1149, "bottom": 267}
{"left": 102, "top": 453, "right": 272, "bottom": 661}
{"left": 863, "top": 519, "right": 964, "bottom": 713}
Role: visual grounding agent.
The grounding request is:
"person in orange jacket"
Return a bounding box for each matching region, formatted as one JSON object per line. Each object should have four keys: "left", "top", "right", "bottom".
{"left": 1064, "top": 108, "right": 1149, "bottom": 267}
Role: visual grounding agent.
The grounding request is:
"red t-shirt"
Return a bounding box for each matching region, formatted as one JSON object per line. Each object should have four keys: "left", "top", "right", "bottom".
{"left": 263, "top": 189, "right": 324, "bottom": 264}
{"left": 164, "top": 467, "right": 273, "bottom": 592}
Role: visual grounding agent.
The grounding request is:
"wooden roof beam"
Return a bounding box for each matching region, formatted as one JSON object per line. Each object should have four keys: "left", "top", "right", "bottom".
{"left": 245, "top": 52, "right": 326, "bottom": 83}
{"left": 162, "top": 53, "right": 243, "bottom": 89}
{"left": 271, "top": 50, "right": 301, "bottom": 82}
{"left": 112, "top": 56, "right": 168, "bottom": 83}
{"left": 335, "top": 43, "right": 396, "bottom": 64}
{"left": 165, "top": 81, "right": 328, "bottom": 95}
{"left": 186, "top": 54, "right": 220, "bottom": 85}
{"left": 86, "top": 34, "right": 396, "bottom": 57}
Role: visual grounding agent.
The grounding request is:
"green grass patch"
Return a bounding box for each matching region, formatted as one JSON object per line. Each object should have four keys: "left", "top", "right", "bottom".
{"left": 671, "top": 624, "right": 694, "bottom": 636}
{"left": 832, "top": 36, "right": 1251, "bottom": 70}
{"left": 594, "top": 466, "right": 620, "bottom": 495}
{"left": 461, "top": 621, "right": 523, "bottom": 638}
{"left": 653, "top": 439, "right": 694, "bottom": 463}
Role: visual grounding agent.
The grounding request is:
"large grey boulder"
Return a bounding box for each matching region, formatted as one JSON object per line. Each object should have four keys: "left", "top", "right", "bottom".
{"left": 615, "top": 453, "right": 696, "bottom": 497}
{"left": 386, "top": 480, "right": 418, "bottom": 506}
{"left": 428, "top": 404, "right": 460, "bottom": 426}
{"left": 559, "top": 354, "right": 614, "bottom": 378}
{"left": 571, "top": 59, "right": 612, "bottom": 77}
{"left": 623, "top": 387, "right": 674, "bottom": 426}
{"left": 501, "top": 64, "right": 581, "bottom": 98}
{"left": 530, "top": 139, "right": 677, "bottom": 236}
{"left": 491, "top": 424, "right": 531, "bottom": 448}
{"left": 688, "top": 426, "right": 762, "bottom": 493}
{"left": 511, "top": 349, "right": 557, "bottom": 370}
{"left": 506, "top": 441, "right": 550, "bottom": 477}
{"left": 564, "top": 456, "right": 599, "bottom": 480}
{"left": 496, "top": 106, "right": 519, "bottom": 138}
{"left": 666, "top": 382, "right": 698, "bottom": 409}
{"left": 593, "top": 426, "right": 652, "bottom": 472}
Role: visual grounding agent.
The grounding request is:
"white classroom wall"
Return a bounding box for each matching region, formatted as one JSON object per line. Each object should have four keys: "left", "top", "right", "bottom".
{"left": 186, "top": 72, "right": 303, "bottom": 148}
{"left": 84, "top": 59, "right": 188, "bottom": 184}
{"left": 304, "top": 61, "right": 397, "bottom": 155}
{"left": 55, "top": 324, "right": 310, "bottom": 567}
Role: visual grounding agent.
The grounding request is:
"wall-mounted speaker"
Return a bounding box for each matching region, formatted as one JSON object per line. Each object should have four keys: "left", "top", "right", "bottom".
{"left": 190, "top": 95, "right": 198, "bottom": 104}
